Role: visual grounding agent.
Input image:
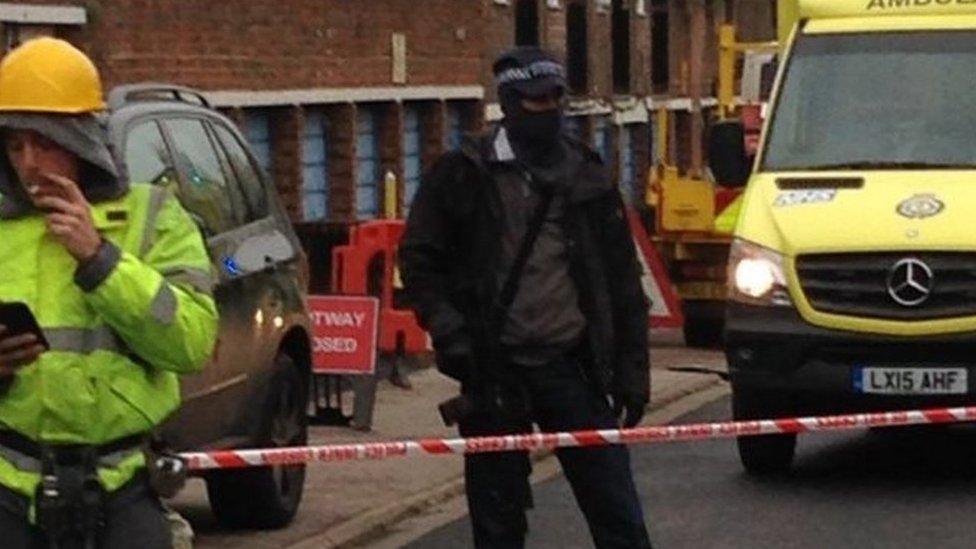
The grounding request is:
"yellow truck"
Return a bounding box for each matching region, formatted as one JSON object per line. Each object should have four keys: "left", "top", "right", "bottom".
{"left": 649, "top": 23, "right": 777, "bottom": 348}
{"left": 716, "top": 0, "right": 976, "bottom": 474}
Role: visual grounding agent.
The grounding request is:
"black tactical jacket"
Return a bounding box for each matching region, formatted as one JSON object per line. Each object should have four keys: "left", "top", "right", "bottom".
{"left": 399, "top": 128, "right": 650, "bottom": 402}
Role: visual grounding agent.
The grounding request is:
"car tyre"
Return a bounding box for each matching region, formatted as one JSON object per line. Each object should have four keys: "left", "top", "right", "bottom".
{"left": 733, "top": 386, "right": 796, "bottom": 476}
{"left": 206, "top": 353, "right": 309, "bottom": 529}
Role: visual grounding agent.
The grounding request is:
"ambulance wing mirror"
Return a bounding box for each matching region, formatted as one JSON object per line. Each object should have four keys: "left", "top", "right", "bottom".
{"left": 708, "top": 120, "right": 750, "bottom": 188}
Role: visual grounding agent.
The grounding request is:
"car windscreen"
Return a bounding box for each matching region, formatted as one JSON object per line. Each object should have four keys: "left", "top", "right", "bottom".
{"left": 762, "top": 30, "right": 976, "bottom": 172}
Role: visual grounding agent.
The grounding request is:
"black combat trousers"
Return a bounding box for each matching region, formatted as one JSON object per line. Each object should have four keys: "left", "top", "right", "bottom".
{"left": 0, "top": 473, "right": 172, "bottom": 549}
{"left": 460, "top": 352, "right": 653, "bottom": 549}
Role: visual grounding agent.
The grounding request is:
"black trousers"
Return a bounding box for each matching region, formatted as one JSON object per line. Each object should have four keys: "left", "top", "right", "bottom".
{"left": 0, "top": 474, "right": 172, "bottom": 549}
{"left": 460, "top": 353, "right": 652, "bottom": 549}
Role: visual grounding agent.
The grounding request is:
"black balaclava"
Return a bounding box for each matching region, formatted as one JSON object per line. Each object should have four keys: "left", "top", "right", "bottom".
{"left": 493, "top": 47, "right": 568, "bottom": 168}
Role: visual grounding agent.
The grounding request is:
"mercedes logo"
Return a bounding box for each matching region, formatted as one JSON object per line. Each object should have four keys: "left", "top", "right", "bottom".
{"left": 886, "top": 258, "right": 934, "bottom": 307}
{"left": 897, "top": 194, "right": 944, "bottom": 219}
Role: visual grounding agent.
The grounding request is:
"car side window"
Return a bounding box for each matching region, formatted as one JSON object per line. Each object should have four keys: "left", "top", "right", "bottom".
{"left": 202, "top": 123, "right": 251, "bottom": 227}
{"left": 124, "top": 121, "right": 178, "bottom": 192}
{"left": 211, "top": 123, "right": 270, "bottom": 222}
{"left": 162, "top": 118, "right": 240, "bottom": 235}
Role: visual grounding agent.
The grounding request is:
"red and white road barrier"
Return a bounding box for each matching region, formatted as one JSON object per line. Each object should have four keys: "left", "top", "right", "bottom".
{"left": 180, "top": 406, "right": 976, "bottom": 471}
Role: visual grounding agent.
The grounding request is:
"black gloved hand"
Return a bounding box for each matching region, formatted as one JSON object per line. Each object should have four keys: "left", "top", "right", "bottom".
{"left": 434, "top": 330, "right": 475, "bottom": 382}
{"left": 613, "top": 393, "right": 648, "bottom": 428}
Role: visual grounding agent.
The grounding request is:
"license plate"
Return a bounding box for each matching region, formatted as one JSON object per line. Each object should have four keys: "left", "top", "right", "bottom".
{"left": 854, "top": 367, "right": 968, "bottom": 395}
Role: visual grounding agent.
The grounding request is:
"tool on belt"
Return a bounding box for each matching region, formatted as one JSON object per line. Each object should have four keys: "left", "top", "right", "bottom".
{"left": 35, "top": 445, "right": 105, "bottom": 549}
{"left": 0, "top": 431, "right": 161, "bottom": 549}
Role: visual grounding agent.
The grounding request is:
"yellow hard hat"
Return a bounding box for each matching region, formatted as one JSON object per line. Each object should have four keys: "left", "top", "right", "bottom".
{"left": 0, "top": 37, "right": 105, "bottom": 114}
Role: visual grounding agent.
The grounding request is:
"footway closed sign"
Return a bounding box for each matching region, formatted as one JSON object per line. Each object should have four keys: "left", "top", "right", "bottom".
{"left": 308, "top": 295, "right": 379, "bottom": 375}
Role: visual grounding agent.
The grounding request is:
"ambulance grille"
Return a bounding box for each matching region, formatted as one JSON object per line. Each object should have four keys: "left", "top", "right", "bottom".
{"left": 796, "top": 253, "right": 976, "bottom": 320}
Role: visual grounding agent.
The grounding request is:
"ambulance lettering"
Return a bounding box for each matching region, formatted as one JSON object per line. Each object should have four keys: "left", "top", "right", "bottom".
{"left": 867, "top": 0, "right": 976, "bottom": 10}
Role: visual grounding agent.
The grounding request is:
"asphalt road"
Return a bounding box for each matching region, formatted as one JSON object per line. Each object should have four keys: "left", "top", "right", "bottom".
{"left": 407, "top": 395, "right": 976, "bottom": 549}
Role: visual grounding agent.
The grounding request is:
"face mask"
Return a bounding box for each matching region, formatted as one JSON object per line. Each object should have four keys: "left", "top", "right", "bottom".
{"left": 506, "top": 109, "right": 563, "bottom": 151}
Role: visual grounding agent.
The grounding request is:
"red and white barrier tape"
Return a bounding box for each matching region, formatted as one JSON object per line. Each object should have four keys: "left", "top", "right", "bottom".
{"left": 180, "top": 405, "right": 976, "bottom": 471}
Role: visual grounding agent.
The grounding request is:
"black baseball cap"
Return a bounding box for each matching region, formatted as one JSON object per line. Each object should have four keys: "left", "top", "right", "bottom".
{"left": 492, "top": 47, "right": 567, "bottom": 98}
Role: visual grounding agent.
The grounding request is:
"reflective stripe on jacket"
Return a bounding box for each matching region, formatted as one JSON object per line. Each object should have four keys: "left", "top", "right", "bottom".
{"left": 0, "top": 183, "right": 218, "bottom": 500}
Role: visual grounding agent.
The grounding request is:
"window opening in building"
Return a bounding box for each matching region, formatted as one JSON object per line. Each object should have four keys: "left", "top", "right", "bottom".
{"left": 244, "top": 110, "right": 273, "bottom": 179}
{"left": 650, "top": 0, "right": 670, "bottom": 94}
{"left": 566, "top": 2, "right": 589, "bottom": 95}
{"left": 302, "top": 110, "right": 329, "bottom": 221}
{"left": 612, "top": 0, "right": 631, "bottom": 94}
{"left": 515, "top": 0, "right": 540, "bottom": 46}
{"left": 403, "top": 105, "right": 424, "bottom": 213}
{"left": 618, "top": 124, "right": 638, "bottom": 204}
{"left": 592, "top": 116, "right": 613, "bottom": 164}
{"left": 356, "top": 106, "right": 382, "bottom": 220}
{"left": 446, "top": 103, "right": 464, "bottom": 151}
{"left": 162, "top": 118, "right": 239, "bottom": 235}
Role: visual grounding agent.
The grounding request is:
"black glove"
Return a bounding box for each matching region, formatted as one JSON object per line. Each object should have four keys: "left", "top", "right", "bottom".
{"left": 434, "top": 330, "right": 474, "bottom": 382}
{"left": 612, "top": 393, "right": 647, "bottom": 428}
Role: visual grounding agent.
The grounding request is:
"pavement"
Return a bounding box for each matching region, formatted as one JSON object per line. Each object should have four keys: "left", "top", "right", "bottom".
{"left": 410, "top": 394, "right": 976, "bottom": 549}
{"left": 174, "top": 330, "right": 728, "bottom": 549}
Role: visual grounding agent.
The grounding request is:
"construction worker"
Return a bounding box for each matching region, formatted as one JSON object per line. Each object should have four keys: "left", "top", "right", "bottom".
{"left": 400, "top": 47, "right": 652, "bottom": 548}
{"left": 0, "top": 38, "right": 217, "bottom": 548}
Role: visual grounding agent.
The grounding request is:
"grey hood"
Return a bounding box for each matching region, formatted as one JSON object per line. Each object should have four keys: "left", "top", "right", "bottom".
{"left": 0, "top": 113, "right": 123, "bottom": 219}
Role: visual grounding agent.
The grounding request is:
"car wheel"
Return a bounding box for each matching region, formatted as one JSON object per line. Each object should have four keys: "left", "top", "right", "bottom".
{"left": 732, "top": 386, "right": 796, "bottom": 476}
{"left": 206, "top": 354, "right": 309, "bottom": 529}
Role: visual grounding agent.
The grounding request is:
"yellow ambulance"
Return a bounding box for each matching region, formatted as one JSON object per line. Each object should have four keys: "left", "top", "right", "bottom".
{"left": 717, "top": 0, "right": 976, "bottom": 474}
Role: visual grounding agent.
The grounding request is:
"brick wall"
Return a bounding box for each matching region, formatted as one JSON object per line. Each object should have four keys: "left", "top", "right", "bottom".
{"left": 421, "top": 101, "right": 447, "bottom": 178}
{"left": 15, "top": 0, "right": 758, "bottom": 103}
{"left": 11, "top": 0, "right": 486, "bottom": 91}
{"left": 630, "top": 2, "right": 651, "bottom": 98}
{"left": 542, "top": 0, "right": 568, "bottom": 64}
{"left": 483, "top": 1, "right": 514, "bottom": 103}
{"left": 270, "top": 107, "right": 304, "bottom": 218}
{"left": 733, "top": 0, "right": 778, "bottom": 42}
{"left": 326, "top": 104, "right": 356, "bottom": 222}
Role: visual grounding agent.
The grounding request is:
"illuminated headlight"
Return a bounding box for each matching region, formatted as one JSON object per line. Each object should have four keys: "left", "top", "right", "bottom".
{"left": 728, "top": 239, "right": 792, "bottom": 306}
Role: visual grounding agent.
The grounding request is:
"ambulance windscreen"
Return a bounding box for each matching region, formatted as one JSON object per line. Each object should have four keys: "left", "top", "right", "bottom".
{"left": 763, "top": 31, "right": 976, "bottom": 172}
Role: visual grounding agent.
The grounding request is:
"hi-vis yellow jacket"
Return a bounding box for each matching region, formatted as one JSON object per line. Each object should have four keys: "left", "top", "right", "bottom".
{"left": 0, "top": 183, "right": 217, "bottom": 500}
{"left": 715, "top": 194, "right": 743, "bottom": 235}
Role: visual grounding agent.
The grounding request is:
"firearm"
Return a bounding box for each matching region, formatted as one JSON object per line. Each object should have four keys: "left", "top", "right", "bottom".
{"left": 438, "top": 302, "right": 525, "bottom": 427}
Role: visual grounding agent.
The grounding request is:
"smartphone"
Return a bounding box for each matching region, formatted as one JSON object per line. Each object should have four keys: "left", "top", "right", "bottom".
{"left": 0, "top": 302, "right": 49, "bottom": 350}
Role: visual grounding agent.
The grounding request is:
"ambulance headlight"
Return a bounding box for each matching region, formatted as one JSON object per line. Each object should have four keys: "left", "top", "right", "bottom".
{"left": 729, "top": 239, "right": 792, "bottom": 306}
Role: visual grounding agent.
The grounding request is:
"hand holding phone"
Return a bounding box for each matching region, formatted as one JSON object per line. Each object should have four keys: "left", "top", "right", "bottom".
{"left": 0, "top": 302, "right": 48, "bottom": 375}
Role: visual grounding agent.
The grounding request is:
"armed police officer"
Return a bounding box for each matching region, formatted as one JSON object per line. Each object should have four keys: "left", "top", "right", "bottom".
{"left": 400, "top": 47, "right": 653, "bottom": 549}
{"left": 0, "top": 38, "right": 217, "bottom": 548}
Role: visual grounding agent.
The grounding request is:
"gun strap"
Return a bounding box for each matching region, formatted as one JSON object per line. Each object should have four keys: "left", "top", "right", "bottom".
{"left": 491, "top": 179, "right": 554, "bottom": 332}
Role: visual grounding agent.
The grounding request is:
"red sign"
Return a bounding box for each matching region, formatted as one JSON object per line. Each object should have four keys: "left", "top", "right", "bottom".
{"left": 626, "top": 208, "right": 684, "bottom": 329}
{"left": 308, "top": 295, "right": 379, "bottom": 375}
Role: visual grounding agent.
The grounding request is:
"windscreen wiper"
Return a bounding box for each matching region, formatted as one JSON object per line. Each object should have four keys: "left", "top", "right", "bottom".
{"left": 803, "top": 161, "right": 976, "bottom": 171}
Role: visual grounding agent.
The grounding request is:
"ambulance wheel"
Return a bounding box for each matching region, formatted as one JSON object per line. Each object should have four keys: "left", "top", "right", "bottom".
{"left": 207, "top": 354, "right": 309, "bottom": 529}
{"left": 733, "top": 386, "right": 796, "bottom": 476}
